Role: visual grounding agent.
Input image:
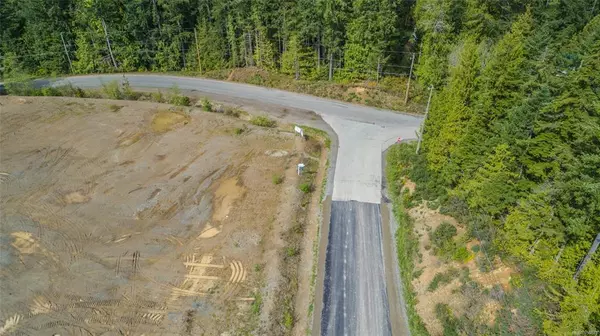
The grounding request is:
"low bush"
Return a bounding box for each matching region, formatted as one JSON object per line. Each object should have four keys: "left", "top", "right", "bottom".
{"left": 272, "top": 174, "right": 284, "bottom": 185}
{"left": 431, "top": 222, "right": 457, "bottom": 251}
{"left": 200, "top": 97, "right": 213, "bottom": 111}
{"left": 452, "top": 246, "right": 472, "bottom": 262}
{"left": 250, "top": 115, "right": 276, "bottom": 128}
{"left": 102, "top": 80, "right": 122, "bottom": 99}
{"left": 428, "top": 268, "right": 459, "bottom": 292}
{"left": 299, "top": 183, "right": 313, "bottom": 193}
{"left": 435, "top": 303, "right": 462, "bottom": 336}
{"left": 234, "top": 126, "right": 247, "bottom": 135}
{"left": 224, "top": 107, "right": 242, "bottom": 117}
{"left": 169, "top": 94, "right": 190, "bottom": 106}
{"left": 109, "top": 104, "right": 123, "bottom": 112}
{"left": 151, "top": 91, "right": 165, "bottom": 103}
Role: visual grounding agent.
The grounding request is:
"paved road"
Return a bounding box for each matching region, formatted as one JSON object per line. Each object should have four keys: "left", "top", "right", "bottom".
{"left": 50, "top": 74, "right": 422, "bottom": 335}
{"left": 322, "top": 201, "right": 391, "bottom": 336}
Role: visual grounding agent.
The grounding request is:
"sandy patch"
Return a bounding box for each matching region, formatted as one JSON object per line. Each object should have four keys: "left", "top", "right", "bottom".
{"left": 64, "top": 191, "right": 90, "bottom": 204}
{"left": 150, "top": 111, "right": 190, "bottom": 133}
{"left": 212, "top": 177, "right": 246, "bottom": 222}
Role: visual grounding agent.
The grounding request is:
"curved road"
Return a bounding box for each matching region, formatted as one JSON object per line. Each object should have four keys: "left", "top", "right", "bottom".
{"left": 53, "top": 74, "right": 422, "bottom": 335}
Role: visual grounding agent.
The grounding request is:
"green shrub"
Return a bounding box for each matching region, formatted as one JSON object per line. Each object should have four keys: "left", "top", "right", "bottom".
{"left": 470, "top": 244, "right": 480, "bottom": 253}
{"left": 402, "top": 189, "right": 414, "bottom": 208}
{"left": 435, "top": 303, "right": 461, "bottom": 336}
{"left": 5, "top": 81, "right": 42, "bottom": 96}
{"left": 169, "top": 94, "right": 190, "bottom": 106}
{"left": 431, "top": 222, "right": 457, "bottom": 250}
{"left": 428, "top": 272, "right": 450, "bottom": 292}
{"left": 283, "top": 310, "right": 294, "bottom": 329}
{"left": 200, "top": 97, "right": 213, "bottom": 111}
{"left": 452, "top": 246, "right": 471, "bottom": 262}
{"left": 151, "top": 91, "right": 164, "bottom": 103}
{"left": 109, "top": 104, "right": 123, "bottom": 112}
{"left": 41, "top": 86, "right": 62, "bottom": 96}
{"left": 286, "top": 246, "right": 299, "bottom": 257}
{"left": 121, "top": 78, "right": 138, "bottom": 100}
{"left": 234, "top": 126, "right": 247, "bottom": 135}
{"left": 272, "top": 174, "right": 284, "bottom": 185}
{"left": 251, "top": 292, "right": 262, "bottom": 316}
{"left": 224, "top": 107, "right": 242, "bottom": 117}
{"left": 102, "top": 81, "right": 122, "bottom": 99}
{"left": 299, "top": 183, "right": 313, "bottom": 193}
{"left": 250, "top": 115, "right": 276, "bottom": 128}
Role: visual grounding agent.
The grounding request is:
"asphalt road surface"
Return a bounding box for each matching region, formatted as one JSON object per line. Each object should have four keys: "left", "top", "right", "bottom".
{"left": 322, "top": 201, "right": 391, "bottom": 336}
{"left": 50, "top": 74, "right": 422, "bottom": 335}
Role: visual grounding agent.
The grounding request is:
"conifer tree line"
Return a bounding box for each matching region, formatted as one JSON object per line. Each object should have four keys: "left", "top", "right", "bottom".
{"left": 0, "top": 0, "right": 416, "bottom": 80}
{"left": 411, "top": 0, "right": 599, "bottom": 333}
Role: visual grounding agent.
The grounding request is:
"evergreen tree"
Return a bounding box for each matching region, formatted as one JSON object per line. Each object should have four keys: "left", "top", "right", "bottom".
{"left": 424, "top": 37, "right": 480, "bottom": 184}
{"left": 343, "top": 0, "right": 396, "bottom": 79}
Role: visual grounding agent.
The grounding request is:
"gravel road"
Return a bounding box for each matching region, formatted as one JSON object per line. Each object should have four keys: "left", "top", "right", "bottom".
{"left": 50, "top": 74, "right": 422, "bottom": 335}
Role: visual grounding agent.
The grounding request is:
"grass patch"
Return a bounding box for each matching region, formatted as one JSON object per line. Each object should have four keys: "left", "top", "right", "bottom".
{"left": 250, "top": 115, "right": 276, "bottom": 128}
{"left": 272, "top": 174, "right": 284, "bottom": 185}
{"left": 251, "top": 291, "right": 263, "bottom": 316}
{"left": 386, "top": 143, "right": 430, "bottom": 336}
{"left": 299, "top": 182, "right": 313, "bottom": 194}
{"left": 150, "top": 111, "right": 190, "bottom": 133}
{"left": 301, "top": 126, "right": 331, "bottom": 149}
{"left": 109, "top": 104, "right": 123, "bottom": 112}
{"left": 428, "top": 268, "right": 460, "bottom": 292}
{"left": 234, "top": 126, "right": 247, "bottom": 135}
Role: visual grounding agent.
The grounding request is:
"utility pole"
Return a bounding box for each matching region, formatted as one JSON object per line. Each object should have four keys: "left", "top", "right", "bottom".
{"left": 60, "top": 33, "right": 73, "bottom": 73}
{"left": 316, "top": 36, "right": 321, "bottom": 70}
{"left": 376, "top": 57, "right": 382, "bottom": 83}
{"left": 328, "top": 52, "right": 334, "bottom": 81}
{"left": 101, "top": 19, "right": 118, "bottom": 69}
{"left": 255, "top": 30, "right": 261, "bottom": 66}
{"left": 194, "top": 28, "right": 202, "bottom": 73}
{"left": 404, "top": 53, "right": 416, "bottom": 104}
{"left": 247, "top": 32, "right": 254, "bottom": 67}
{"left": 416, "top": 85, "right": 433, "bottom": 154}
{"left": 574, "top": 233, "right": 600, "bottom": 280}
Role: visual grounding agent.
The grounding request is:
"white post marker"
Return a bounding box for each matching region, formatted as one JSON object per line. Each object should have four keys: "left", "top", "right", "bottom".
{"left": 297, "top": 163, "right": 305, "bottom": 175}
{"left": 294, "top": 125, "right": 304, "bottom": 138}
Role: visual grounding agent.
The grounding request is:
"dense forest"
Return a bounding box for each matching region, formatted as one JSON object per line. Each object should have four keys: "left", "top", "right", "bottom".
{"left": 407, "top": 0, "right": 599, "bottom": 334}
{"left": 0, "top": 0, "right": 416, "bottom": 80}
{"left": 2, "top": 0, "right": 599, "bottom": 334}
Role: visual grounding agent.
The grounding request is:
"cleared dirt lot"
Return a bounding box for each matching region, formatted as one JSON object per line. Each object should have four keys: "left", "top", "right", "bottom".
{"left": 0, "top": 96, "right": 313, "bottom": 335}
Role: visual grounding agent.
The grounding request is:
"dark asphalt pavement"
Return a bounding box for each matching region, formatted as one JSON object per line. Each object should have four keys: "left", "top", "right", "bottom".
{"left": 322, "top": 201, "right": 392, "bottom": 336}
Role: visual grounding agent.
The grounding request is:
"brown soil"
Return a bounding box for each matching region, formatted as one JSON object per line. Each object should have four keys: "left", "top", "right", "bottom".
{"left": 0, "top": 96, "right": 312, "bottom": 335}
{"left": 408, "top": 199, "right": 515, "bottom": 335}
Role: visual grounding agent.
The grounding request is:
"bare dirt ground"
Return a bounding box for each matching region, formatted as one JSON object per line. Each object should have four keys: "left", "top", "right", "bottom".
{"left": 407, "top": 199, "right": 515, "bottom": 335}
{"left": 0, "top": 96, "right": 315, "bottom": 335}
